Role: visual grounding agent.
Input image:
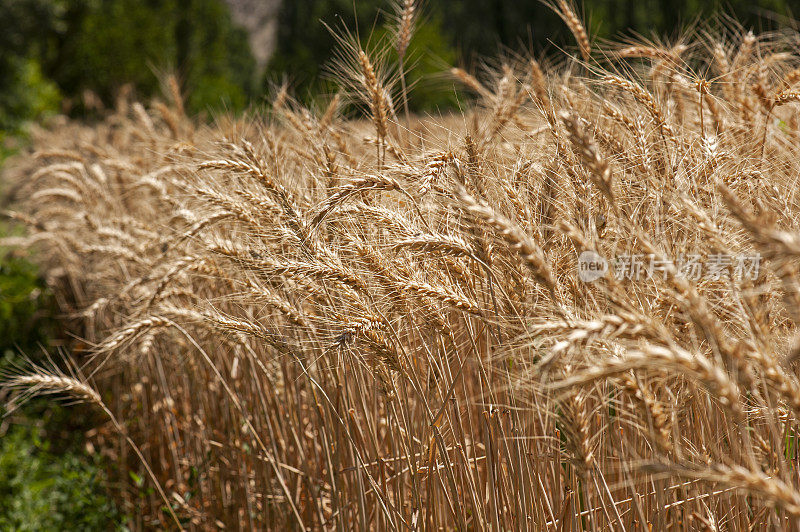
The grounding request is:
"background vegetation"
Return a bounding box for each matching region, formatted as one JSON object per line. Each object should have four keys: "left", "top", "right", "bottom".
{"left": 0, "top": 252, "right": 124, "bottom": 529}
{"left": 2, "top": 0, "right": 798, "bottom": 133}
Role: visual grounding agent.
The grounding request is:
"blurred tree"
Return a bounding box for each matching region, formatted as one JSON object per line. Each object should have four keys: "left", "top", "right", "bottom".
{"left": 396, "top": 15, "right": 461, "bottom": 112}
{"left": 45, "top": 0, "right": 256, "bottom": 114}
{"left": 0, "top": 0, "right": 256, "bottom": 126}
{"left": 265, "top": 0, "right": 461, "bottom": 112}
{"left": 441, "top": 0, "right": 568, "bottom": 63}
{"left": 267, "top": 0, "right": 796, "bottom": 92}
{"left": 176, "top": 0, "right": 257, "bottom": 112}
{"left": 265, "top": 0, "right": 383, "bottom": 100}
{"left": 440, "top": 0, "right": 795, "bottom": 61}
{"left": 1, "top": 0, "right": 798, "bottom": 127}
{"left": 0, "top": 0, "right": 63, "bottom": 131}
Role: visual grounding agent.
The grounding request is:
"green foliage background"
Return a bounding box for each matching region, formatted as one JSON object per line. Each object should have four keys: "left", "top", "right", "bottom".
{"left": 0, "top": 427, "right": 123, "bottom": 530}
{"left": 265, "top": 0, "right": 797, "bottom": 109}
{"left": 52, "top": 0, "right": 256, "bottom": 114}
{"left": 0, "top": 250, "right": 125, "bottom": 529}
{"left": 3, "top": 0, "right": 797, "bottom": 131}
{"left": 267, "top": 5, "right": 460, "bottom": 112}
{"left": 1, "top": 0, "right": 256, "bottom": 132}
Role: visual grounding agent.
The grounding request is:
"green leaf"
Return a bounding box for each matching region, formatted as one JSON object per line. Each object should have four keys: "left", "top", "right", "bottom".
{"left": 128, "top": 471, "right": 144, "bottom": 488}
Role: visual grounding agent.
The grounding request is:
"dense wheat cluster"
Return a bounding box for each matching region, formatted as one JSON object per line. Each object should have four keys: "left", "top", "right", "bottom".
{"left": 6, "top": 4, "right": 800, "bottom": 529}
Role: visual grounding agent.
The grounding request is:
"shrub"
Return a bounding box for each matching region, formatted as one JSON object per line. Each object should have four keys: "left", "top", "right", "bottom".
{"left": 0, "top": 254, "right": 54, "bottom": 355}
{"left": 0, "top": 427, "right": 122, "bottom": 531}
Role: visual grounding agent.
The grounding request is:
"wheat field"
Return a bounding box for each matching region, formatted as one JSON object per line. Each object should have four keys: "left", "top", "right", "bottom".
{"left": 5, "top": 1, "right": 800, "bottom": 529}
